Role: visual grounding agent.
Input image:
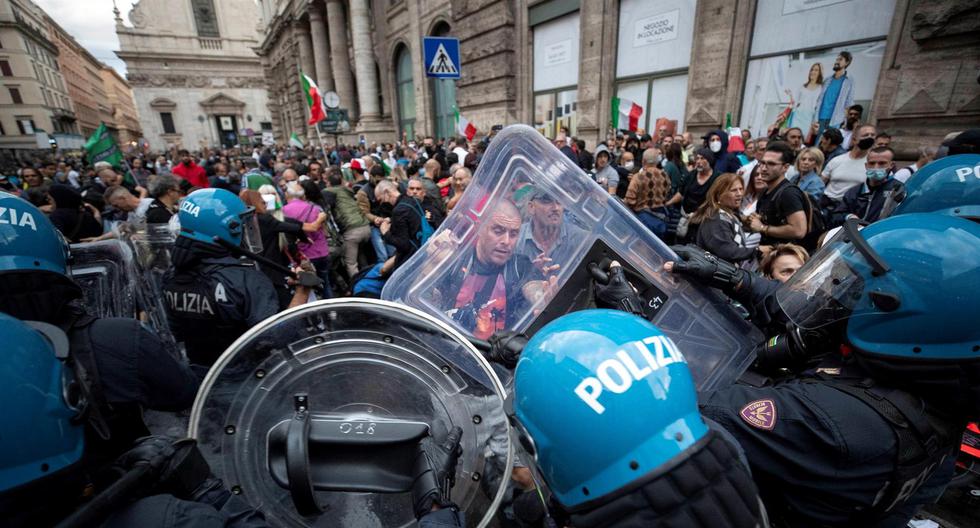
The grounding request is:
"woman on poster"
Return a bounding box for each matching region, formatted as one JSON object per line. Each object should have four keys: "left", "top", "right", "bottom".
{"left": 787, "top": 63, "right": 823, "bottom": 131}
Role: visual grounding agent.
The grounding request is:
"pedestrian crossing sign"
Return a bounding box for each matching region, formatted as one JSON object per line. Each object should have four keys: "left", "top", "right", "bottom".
{"left": 423, "top": 37, "right": 460, "bottom": 79}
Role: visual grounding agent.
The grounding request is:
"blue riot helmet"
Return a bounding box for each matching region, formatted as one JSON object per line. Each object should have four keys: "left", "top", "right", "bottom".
{"left": 775, "top": 215, "right": 980, "bottom": 360}
{"left": 177, "top": 188, "right": 262, "bottom": 253}
{"left": 881, "top": 154, "right": 980, "bottom": 219}
{"left": 0, "top": 191, "right": 82, "bottom": 319}
{"left": 512, "top": 310, "right": 708, "bottom": 508}
{"left": 0, "top": 190, "right": 71, "bottom": 277}
{"left": 0, "top": 312, "right": 84, "bottom": 494}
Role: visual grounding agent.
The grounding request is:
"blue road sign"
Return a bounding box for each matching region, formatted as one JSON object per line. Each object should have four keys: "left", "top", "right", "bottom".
{"left": 423, "top": 37, "right": 460, "bottom": 79}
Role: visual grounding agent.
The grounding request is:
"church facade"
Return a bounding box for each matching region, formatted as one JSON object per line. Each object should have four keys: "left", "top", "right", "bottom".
{"left": 115, "top": 0, "right": 272, "bottom": 152}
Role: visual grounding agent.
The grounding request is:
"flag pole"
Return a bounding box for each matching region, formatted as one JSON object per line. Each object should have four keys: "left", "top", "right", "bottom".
{"left": 314, "top": 125, "right": 330, "bottom": 167}
{"left": 297, "top": 64, "right": 331, "bottom": 166}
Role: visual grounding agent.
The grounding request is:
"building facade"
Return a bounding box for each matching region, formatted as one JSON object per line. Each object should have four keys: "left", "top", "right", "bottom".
{"left": 115, "top": 0, "right": 272, "bottom": 152}
{"left": 257, "top": 0, "right": 978, "bottom": 158}
{"left": 45, "top": 13, "right": 114, "bottom": 139}
{"left": 100, "top": 66, "right": 142, "bottom": 145}
{"left": 0, "top": 0, "right": 79, "bottom": 153}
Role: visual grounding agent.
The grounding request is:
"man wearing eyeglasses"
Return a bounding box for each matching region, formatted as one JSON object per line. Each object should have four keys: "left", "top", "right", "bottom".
{"left": 748, "top": 141, "right": 809, "bottom": 247}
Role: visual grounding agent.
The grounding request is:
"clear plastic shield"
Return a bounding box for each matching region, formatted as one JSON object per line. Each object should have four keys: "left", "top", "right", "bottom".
{"left": 383, "top": 125, "right": 762, "bottom": 391}
{"left": 68, "top": 239, "right": 139, "bottom": 318}
{"left": 188, "top": 299, "right": 512, "bottom": 528}
{"left": 123, "top": 221, "right": 180, "bottom": 354}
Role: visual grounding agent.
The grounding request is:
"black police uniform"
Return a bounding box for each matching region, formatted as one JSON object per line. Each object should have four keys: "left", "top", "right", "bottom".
{"left": 162, "top": 238, "right": 280, "bottom": 367}
{"left": 103, "top": 490, "right": 268, "bottom": 528}
{"left": 699, "top": 274, "right": 962, "bottom": 527}
{"left": 564, "top": 426, "right": 763, "bottom": 528}
{"left": 73, "top": 313, "right": 200, "bottom": 452}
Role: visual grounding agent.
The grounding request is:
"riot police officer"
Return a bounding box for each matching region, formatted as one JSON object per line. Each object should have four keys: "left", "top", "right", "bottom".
{"left": 0, "top": 313, "right": 267, "bottom": 527}
{"left": 509, "top": 310, "right": 766, "bottom": 527}
{"left": 0, "top": 191, "right": 198, "bottom": 458}
{"left": 882, "top": 153, "right": 980, "bottom": 219}
{"left": 162, "top": 188, "right": 310, "bottom": 367}
{"left": 664, "top": 213, "right": 980, "bottom": 526}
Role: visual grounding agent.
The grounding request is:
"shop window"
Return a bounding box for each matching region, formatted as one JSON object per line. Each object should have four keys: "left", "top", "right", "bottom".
{"left": 533, "top": 88, "right": 578, "bottom": 138}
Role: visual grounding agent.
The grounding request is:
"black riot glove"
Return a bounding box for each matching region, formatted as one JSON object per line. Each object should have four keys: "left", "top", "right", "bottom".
{"left": 668, "top": 245, "right": 749, "bottom": 294}
{"left": 593, "top": 262, "right": 645, "bottom": 315}
{"left": 112, "top": 436, "right": 216, "bottom": 502}
{"left": 486, "top": 331, "right": 528, "bottom": 369}
{"left": 411, "top": 426, "right": 463, "bottom": 520}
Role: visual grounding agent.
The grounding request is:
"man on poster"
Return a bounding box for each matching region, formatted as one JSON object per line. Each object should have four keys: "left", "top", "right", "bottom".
{"left": 814, "top": 51, "right": 855, "bottom": 139}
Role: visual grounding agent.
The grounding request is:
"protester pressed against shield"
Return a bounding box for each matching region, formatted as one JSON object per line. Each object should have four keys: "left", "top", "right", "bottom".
{"left": 384, "top": 125, "right": 761, "bottom": 392}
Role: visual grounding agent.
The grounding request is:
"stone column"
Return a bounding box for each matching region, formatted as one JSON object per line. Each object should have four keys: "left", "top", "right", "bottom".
{"left": 325, "top": 0, "right": 358, "bottom": 119}
{"left": 308, "top": 6, "right": 334, "bottom": 92}
{"left": 575, "top": 0, "right": 619, "bottom": 149}
{"left": 294, "top": 20, "right": 316, "bottom": 82}
{"left": 348, "top": 0, "right": 381, "bottom": 121}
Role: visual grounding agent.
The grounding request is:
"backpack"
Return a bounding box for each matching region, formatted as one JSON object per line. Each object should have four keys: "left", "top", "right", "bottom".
{"left": 767, "top": 181, "right": 825, "bottom": 251}
{"left": 396, "top": 198, "right": 434, "bottom": 250}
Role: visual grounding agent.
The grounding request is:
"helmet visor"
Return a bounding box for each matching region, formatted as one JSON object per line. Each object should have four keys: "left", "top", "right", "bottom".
{"left": 239, "top": 208, "right": 263, "bottom": 254}
{"left": 775, "top": 221, "right": 888, "bottom": 330}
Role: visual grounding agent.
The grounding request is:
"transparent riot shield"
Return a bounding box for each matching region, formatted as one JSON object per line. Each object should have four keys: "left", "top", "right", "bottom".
{"left": 188, "top": 298, "right": 513, "bottom": 528}
{"left": 383, "top": 124, "right": 762, "bottom": 391}
{"left": 123, "top": 221, "right": 179, "bottom": 354}
{"left": 68, "top": 239, "right": 139, "bottom": 318}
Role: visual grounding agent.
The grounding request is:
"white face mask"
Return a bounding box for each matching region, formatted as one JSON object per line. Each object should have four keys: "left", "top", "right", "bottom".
{"left": 655, "top": 155, "right": 663, "bottom": 165}
{"left": 623, "top": 161, "right": 634, "bottom": 170}
{"left": 709, "top": 140, "right": 723, "bottom": 153}
{"left": 262, "top": 194, "right": 279, "bottom": 211}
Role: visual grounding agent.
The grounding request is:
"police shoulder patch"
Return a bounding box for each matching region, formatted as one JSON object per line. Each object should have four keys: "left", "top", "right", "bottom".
{"left": 739, "top": 399, "right": 777, "bottom": 430}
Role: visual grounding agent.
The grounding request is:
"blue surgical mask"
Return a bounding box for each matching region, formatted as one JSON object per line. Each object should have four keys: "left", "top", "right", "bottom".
{"left": 866, "top": 168, "right": 889, "bottom": 182}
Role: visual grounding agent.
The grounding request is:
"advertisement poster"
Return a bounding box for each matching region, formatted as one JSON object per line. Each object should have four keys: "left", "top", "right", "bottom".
{"left": 739, "top": 41, "right": 885, "bottom": 138}
{"left": 633, "top": 10, "right": 679, "bottom": 47}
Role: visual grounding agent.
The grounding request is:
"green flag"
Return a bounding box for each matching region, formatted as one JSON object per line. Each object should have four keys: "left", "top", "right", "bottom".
{"left": 84, "top": 123, "right": 135, "bottom": 185}
{"left": 84, "top": 123, "right": 123, "bottom": 168}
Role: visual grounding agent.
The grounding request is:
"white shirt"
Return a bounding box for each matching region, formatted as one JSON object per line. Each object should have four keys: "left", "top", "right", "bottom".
{"left": 129, "top": 198, "right": 155, "bottom": 222}
{"left": 452, "top": 146, "right": 468, "bottom": 162}
{"left": 738, "top": 159, "right": 758, "bottom": 188}
{"left": 822, "top": 151, "right": 868, "bottom": 200}
{"left": 893, "top": 163, "right": 919, "bottom": 184}
{"left": 841, "top": 127, "right": 854, "bottom": 150}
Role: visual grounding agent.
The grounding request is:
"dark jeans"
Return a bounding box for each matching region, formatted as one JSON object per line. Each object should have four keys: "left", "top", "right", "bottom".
{"left": 309, "top": 256, "right": 334, "bottom": 299}
{"left": 637, "top": 209, "right": 667, "bottom": 238}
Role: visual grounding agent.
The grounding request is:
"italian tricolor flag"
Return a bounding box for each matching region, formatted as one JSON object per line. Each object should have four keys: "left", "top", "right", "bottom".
{"left": 611, "top": 97, "right": 643, "bottom": 132}
{"left": 301, "top": 71, "right": 326, "bottom": 125}
{"left": 455, "top": 109, "right": 477, "bottom": 141}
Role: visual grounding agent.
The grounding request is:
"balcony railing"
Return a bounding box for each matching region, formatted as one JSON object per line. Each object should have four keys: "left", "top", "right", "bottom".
{"left": 199, "top": 38, "right": 223, "bottom": 50}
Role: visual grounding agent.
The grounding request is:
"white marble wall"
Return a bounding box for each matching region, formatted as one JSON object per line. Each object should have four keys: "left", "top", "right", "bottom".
{"left": 135, "top": 87, "right": 271, "bottom": 151}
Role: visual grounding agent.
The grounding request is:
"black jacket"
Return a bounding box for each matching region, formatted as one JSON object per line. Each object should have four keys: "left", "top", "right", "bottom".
{"left": 830, "top": 177, "right": 904, "bottom": 226}
{"left": 384, "top": 195, "right": 425, "bottom": 269}
{"left": 695, "top": 210, "right": 756, "bottom": 264}
{"left": 567, "top": 429, "right": 762, "bottom": 528}
{"left": 705, "top": 129, "right": 743, "bottom": 174}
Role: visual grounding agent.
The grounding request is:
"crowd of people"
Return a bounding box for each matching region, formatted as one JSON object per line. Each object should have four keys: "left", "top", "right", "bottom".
{"left": 0, "top": 117, "right": 978, "bottom": 528}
